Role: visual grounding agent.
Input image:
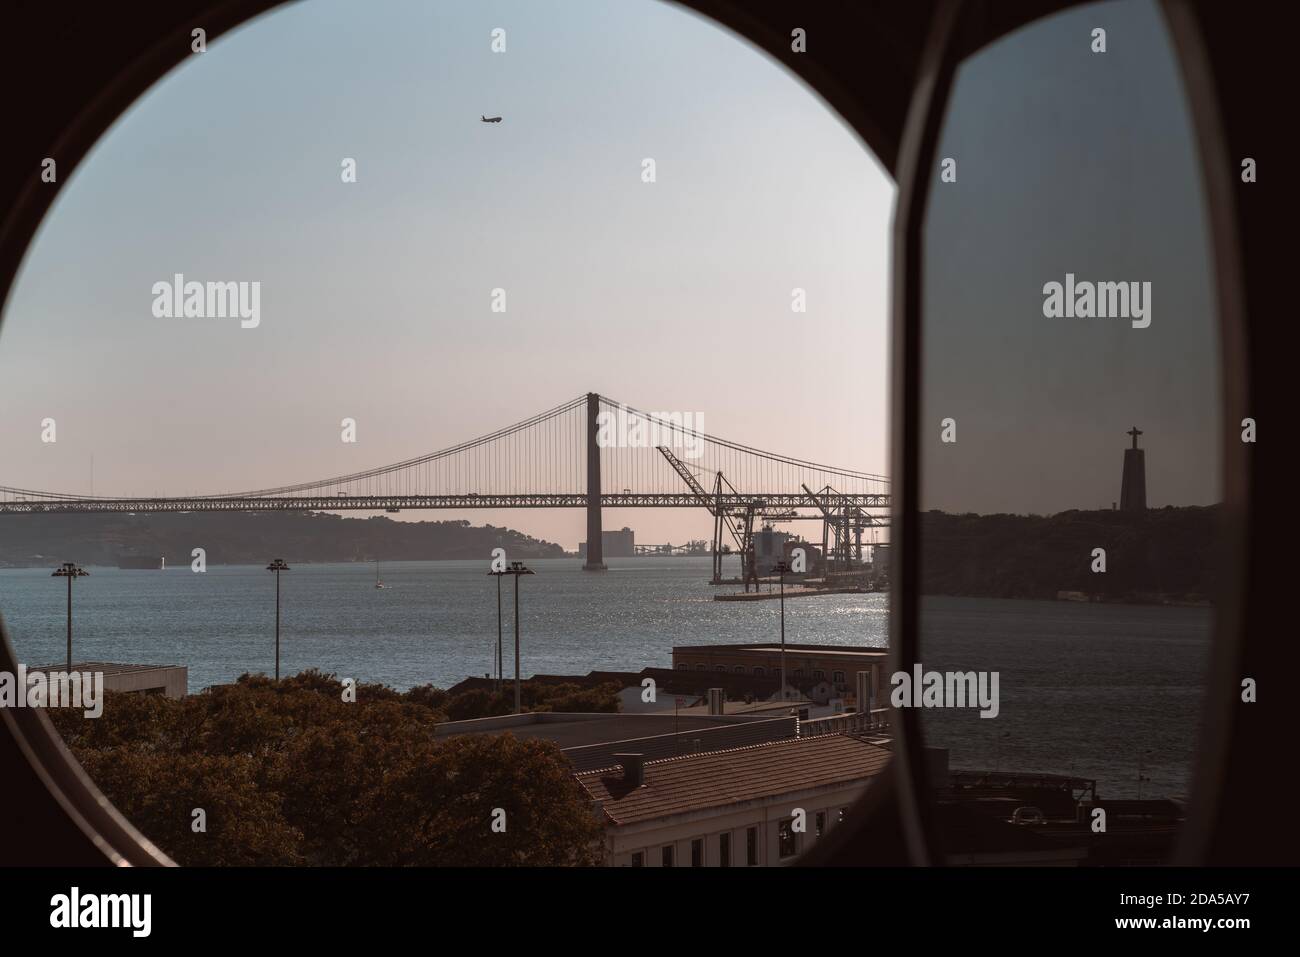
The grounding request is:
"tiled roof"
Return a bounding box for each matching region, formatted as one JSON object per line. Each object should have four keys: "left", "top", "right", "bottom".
{"left": 577, "top": 732, "right": 890, "bottom": 826}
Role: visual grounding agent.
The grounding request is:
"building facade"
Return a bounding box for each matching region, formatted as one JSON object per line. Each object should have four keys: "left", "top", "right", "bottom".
{"left": 578, "top": 526, "right": 636, "bottom": 559}
{"left": 672, "top": 643, "right": 887, "bottom": 709}
{"left": 578, "top": 733, "right": 891, "bottom": 866}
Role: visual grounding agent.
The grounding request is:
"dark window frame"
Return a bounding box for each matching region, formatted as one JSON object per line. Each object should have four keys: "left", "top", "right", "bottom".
{"left": 0, "top": 0, "right": 1261, "bottom": 870}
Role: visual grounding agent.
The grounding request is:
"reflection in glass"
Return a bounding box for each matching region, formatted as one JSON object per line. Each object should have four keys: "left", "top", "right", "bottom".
{"left": 917, "top": 0, "right": 1221, "bottom": 864}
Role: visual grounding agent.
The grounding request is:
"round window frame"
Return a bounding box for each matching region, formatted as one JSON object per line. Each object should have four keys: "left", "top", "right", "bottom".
{"left": 0, "top": 0, "right": 1251, "bottom": 867}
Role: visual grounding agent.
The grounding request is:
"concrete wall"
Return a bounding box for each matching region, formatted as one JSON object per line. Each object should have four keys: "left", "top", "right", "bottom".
{"left": 103, "top": 666, "right": 187, "bottom": 699}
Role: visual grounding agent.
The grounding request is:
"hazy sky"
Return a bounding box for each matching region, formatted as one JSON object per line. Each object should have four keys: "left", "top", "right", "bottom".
{"left": 921, "top": 0, "right": 1221, "bottom": 514}
{"left": 0, "top": 0, "right": 893, "bottom": 550}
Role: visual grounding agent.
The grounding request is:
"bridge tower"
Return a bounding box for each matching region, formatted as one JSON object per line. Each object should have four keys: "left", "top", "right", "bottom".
{"left": 583, "top": 392, "right": 607, "bottom": 570}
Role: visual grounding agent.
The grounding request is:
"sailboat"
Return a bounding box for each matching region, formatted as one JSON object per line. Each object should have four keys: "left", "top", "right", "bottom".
{"left": 375, "top": 560, "right": 387, "bottom": 589}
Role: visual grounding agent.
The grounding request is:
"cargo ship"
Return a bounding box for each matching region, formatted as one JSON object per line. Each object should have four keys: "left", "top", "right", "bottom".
{"left": 116, "top": 554, "right": 165, "bottom": 570}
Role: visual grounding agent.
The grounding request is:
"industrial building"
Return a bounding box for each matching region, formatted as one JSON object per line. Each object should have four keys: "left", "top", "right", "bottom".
{"left": 32, "top": 661, "right": 187, "bottom": 698}
{"left": 578, "top": 526, "right": 635, "bottom": 559}
{"left": 672, "top": 643, "right": 888, "bottom": 710}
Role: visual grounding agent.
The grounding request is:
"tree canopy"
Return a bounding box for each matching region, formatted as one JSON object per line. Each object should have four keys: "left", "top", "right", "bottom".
{"left": 48, "top": 671, "right": 610, "bottom": 866}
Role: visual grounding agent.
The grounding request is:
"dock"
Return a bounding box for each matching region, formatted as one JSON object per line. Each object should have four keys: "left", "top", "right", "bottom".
{"left": 714, "top": 586, "right": 870, "bottom": 602}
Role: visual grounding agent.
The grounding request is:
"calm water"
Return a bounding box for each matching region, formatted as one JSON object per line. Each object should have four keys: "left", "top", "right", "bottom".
{"left": 0, "top": 557, "right": 886, "bottom": 691}
{"left": 920, "top": 595, "right": 1210, "bottom": 800}
{"left": 0, "top": 559, "right": 1208, "bottom": 798}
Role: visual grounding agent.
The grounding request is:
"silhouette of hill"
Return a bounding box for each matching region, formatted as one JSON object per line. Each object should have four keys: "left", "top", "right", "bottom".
{"left": 0, "top": 512, "right": 565, "bottom": 567}
{"left": 920, "top": 505, "right": 1219, "bottom": 603}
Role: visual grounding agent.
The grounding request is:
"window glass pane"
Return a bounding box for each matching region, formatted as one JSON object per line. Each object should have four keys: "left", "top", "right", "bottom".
{"left": 917, "top": 0, "right": 1221, "bottom": 864}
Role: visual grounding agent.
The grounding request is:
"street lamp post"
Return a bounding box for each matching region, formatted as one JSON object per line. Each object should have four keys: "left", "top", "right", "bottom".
{"left": 487, "top": 567, "right": 506, "bottom": 695}
{"left": 266, "top": 558, "right": 290, "bottom": 679}
{"left": 772, "top": 560, "right": 791, "bottom": 700}
{"left": 505, "top": 561, "right": 534, "bottom": 714}
{"left": 51, "top": 562, "right": 89, "bottom": 672}
{"left": 994, "top": 730, "right": 1011, "bottom": 774}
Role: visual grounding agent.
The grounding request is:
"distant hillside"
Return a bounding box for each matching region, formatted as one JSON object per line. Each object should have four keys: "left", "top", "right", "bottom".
{"left": 0, "top": 512, "right": 565, "bottom": 567}
{"left": 920, "top": 506, "right": 1221, "bottom": 603}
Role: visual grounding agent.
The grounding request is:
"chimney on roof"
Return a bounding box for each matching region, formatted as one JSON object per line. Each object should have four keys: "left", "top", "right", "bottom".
{"left": 613, "top": 753, "right": 644, "bottom": 787}
{"left": 707, "top": 687, "right": 725, "bottom": 715}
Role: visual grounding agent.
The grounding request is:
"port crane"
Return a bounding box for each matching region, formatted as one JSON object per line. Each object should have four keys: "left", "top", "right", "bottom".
{"left": 656, "top": 446, "right": 773, "bottom": 588}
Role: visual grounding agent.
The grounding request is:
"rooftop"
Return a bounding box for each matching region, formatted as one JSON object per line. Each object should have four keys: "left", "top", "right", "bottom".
{"left": 445, "top": 667, "right": 785, "bottom": 700}
{"left": 577, "top": 732, "right": 890, "bottom": 826}
{"left": 27, "top": 661, "right": 177, "bottom": 676}
{"left": 673, "top": 643, "right": 889, "bottom": 659}
{"left": 673, "top": 698, "right": 813, "bottom": 717}
{"left": 434, "top": 711, "right": 762, "bottom": 750}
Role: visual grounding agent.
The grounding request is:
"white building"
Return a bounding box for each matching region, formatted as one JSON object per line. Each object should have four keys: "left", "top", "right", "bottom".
{"left": 576, "top": 732, "right": 890, "bottom": 866}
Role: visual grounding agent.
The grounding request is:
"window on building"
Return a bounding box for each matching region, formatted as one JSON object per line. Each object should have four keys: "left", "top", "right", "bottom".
{"left": 778, "top": 818, "right": 798, "bottom": 859}
{"left": 719, "top": 832, "right": 731, "bottom": 868}
{"left": 838, "top": 807, "right": 847, "bottom": 823}
{"left": 815, "top": 811, "right": 825, "bottom": 838}
{"left": 733, "top": 666, "right": 745, "bottom": 674}
{"left": 754, "top": 667, "right": 765, "bottom": 677}
{"left": 661, "top": 845, "right": 674, "bottom": 867}
{"left": 630, "top": 851, "right": 644, "bottom": 867}
{"left": 695, "top": 664, "right": 706, "bottom": 671}
{"left": 833, "top": 670, "right": 845, "bottom": 684}
{"left": 675, "top": 662, "right": 688, "bottom": 670}
{"left": 813, "top": 669, "right": 825, "bottom": 680}
{"left": 691, "top": 838, "right": 704, "bottom": 867}
{"left": 793, "top": 668, "right": 804, "bottom": 679}
{"left": 746, "top": 826, "right": 758, "bottom": 866}
{"left": 714, "top": 665, "right": 725, "bottom": 672}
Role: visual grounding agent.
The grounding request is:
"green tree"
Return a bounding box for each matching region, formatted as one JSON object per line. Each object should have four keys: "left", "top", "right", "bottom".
{"left": 76, "top": 747, "right": 302, "bottom": 866}
{"left": 51, "top": 671, "right": 606, "bottom": 866}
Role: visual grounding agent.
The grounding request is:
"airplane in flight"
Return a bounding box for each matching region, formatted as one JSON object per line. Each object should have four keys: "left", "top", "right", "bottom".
{"left": 481, "top": 115, "right": 502, "bottom": 123}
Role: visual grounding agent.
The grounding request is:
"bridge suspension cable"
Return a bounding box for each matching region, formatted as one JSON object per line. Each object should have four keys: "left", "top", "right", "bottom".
{"left": 0, "top": 392, "right": 889, "bottom": 513}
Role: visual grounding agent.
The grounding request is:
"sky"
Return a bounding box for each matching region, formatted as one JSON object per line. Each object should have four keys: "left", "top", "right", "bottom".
{"left": 920, "top": 0, "right": 1222, "bottom": 514}
{"left": 0, "top": 0, "right": 894, "bottom": 551}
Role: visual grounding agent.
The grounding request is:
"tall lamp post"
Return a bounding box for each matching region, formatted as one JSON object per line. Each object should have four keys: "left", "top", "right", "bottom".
{"left": 772, "top": 559, "right": 791, "bottom": 700}
{"left": 51, "top": 562, "right": 89, "bottom": 672}
{"left": 266, "top": 558, "right": 290, "bottom": 680}
{"left": 994, "top": 730, "right": 1011, "bottom": 774}
{"left": 503, "top": 561, "right": 534, "bottom": 714}
{"left": 1138, "top": 748, "right": 1152, "bottom": 800}
{"left": 487, "top": 566, "right": 506, "bottom": 695}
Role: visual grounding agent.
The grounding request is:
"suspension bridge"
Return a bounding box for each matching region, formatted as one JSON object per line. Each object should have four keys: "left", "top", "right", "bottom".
{"left": 0, "top": 393, "right": 889, "bottom": 577}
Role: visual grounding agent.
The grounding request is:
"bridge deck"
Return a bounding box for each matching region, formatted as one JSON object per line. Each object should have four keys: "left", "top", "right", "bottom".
{"left": 0, "top": 492, "right": 889, "bottom": 514}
